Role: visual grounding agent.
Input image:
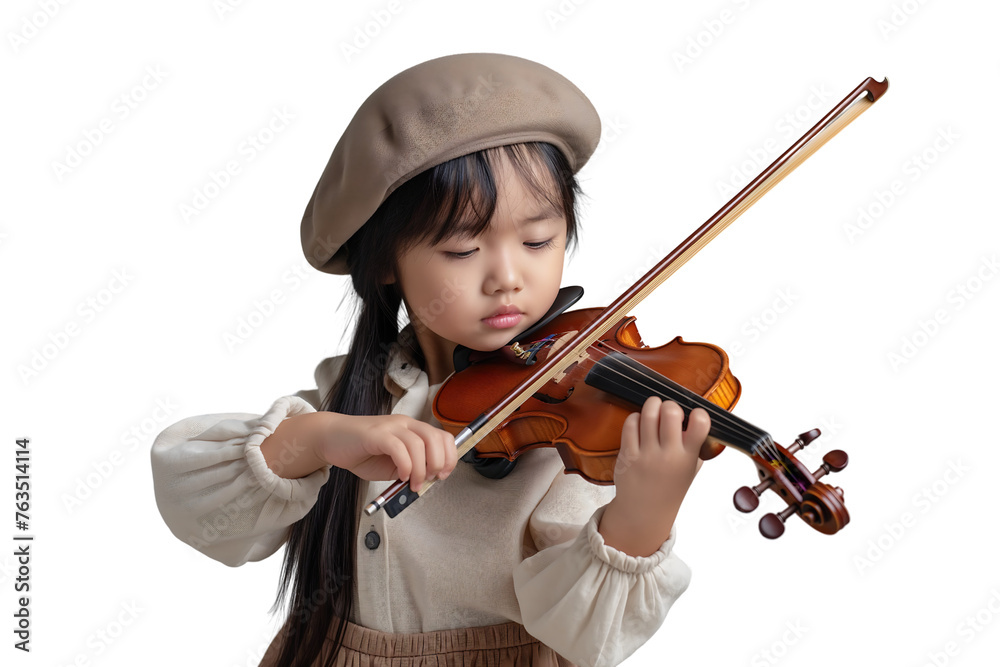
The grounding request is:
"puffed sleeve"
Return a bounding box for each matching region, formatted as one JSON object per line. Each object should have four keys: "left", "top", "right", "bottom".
{"left": 151, "top": 381, "right": 333, "bottom": 567}
{"left": 512, "top": 473, "right": 692, "bottom": 667}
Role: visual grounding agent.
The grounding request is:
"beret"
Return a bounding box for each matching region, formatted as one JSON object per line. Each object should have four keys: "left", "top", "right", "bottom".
{"left": 300, "top": 52, "right": 602, "bottom": 275}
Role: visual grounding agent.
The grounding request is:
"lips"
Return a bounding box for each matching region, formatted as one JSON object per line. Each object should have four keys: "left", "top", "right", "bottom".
{"left": 482, "top": 304, "right": 524, "bottom": 330}
{"left": 484, "top": 305, "right": 523, "bottom": 319}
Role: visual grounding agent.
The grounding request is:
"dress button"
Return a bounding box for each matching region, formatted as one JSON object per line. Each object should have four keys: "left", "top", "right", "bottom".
{"left": 364, "top": 530, "right": 380, "bottom": 550}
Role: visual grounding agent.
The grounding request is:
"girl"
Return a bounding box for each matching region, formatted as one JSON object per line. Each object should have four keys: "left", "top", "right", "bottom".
{"left": 151, "top": 53, "right": 717, "bottom": 667}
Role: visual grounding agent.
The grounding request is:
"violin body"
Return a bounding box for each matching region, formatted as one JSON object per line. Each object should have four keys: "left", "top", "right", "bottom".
{"left": 433, "top": 308, "right": 740, "bottom": 484}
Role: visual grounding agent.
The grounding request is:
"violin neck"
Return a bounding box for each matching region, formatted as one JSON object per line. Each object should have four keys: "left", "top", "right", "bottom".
{"left": 584, "top": 351, "right": 770, "bottom": 457}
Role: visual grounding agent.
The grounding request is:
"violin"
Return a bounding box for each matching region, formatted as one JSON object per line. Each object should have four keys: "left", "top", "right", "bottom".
{"left": 434, "top": 300, "right": 849, "bottom": 539}
{"left": 364, "top": 76, "right": 889, "bottom": 539}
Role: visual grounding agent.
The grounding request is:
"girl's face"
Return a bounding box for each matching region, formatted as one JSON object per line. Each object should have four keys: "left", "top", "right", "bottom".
{"left": 394, "top": 153, "right": 567, "bottom": 368}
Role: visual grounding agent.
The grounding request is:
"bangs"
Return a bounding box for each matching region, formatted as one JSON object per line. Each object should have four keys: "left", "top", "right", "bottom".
{"left": 406, "top": 143, "right": 574, "bottom": 250}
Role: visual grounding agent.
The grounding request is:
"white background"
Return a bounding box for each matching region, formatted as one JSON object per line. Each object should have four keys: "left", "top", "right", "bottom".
{"left": 4, "top": 1, "right": 999, "bottom": 665}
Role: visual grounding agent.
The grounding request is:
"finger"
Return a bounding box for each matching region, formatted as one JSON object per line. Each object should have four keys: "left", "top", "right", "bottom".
{"left": 620, "top": 411, "right": 640, "bottom": 458}
{"left": 658, "top": 400, "right": 685, "bottom": 450}
{"left": 640, "top": 395, "right": 663, "bottom": 449}
{"left": 409, "top": 421, "right": 444, "bottom": 479}
{"left": 425, "top": 436, "right": 445, "bottom": 481}
{"left": 440, "top": 429, "right": 458, "bottom": 477}
{"left": 396, "top": 429, "right": 426, "bottom": 489}
{"left": 414, "top": 422, "right": 458, "bottom": 480}
{"left": 616, "top": 412, "right": 641, "bottom": 477}
{"left": 382, "top": 435, "right": 411, "bottom": 483}
{"left": 682, "top": 407, "right": 712, "bottom": 453}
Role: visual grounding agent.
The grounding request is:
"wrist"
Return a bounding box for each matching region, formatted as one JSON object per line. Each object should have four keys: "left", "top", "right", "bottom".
{"left": 599, "top": 498, "right": 677, "bottom": 558}
{"left": 261, "top": 411, "right": 333, "bottom": 479}
{"left": 311, "top": 411, "right": 345, "bottom": 468}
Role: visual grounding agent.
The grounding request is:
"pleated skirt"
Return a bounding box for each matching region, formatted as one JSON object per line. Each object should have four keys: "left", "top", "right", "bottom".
{"left": 258, "top": 617, "right": 575, "bottom": 667}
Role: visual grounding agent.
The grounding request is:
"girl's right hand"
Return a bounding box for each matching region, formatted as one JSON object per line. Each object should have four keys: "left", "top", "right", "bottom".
{"left": 317, "top": 413, "right": 459, "bottom": 489}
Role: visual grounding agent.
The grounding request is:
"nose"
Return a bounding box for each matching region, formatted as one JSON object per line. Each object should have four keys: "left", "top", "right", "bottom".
{"left": 483, "top": 246, "right": 523, "bottom": 295}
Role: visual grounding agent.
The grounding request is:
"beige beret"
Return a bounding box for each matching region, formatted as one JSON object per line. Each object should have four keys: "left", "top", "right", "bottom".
{"left": 300, "top": 52, "right": 602, "bottom": 274}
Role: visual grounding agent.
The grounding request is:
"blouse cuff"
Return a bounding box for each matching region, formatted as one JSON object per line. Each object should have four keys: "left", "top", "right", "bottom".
{"left": 583, "top": 504, "right": 677, "bottom": 574}
{"left": 513, "top": 502, "right": 691, "bottom": 667}
{"left": 243, "top": 395, "right": 329, "bottom": 500}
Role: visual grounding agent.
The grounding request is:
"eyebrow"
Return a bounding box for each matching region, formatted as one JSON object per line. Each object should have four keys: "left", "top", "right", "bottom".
{"left": 451, "top": 202, "right": 563, "bottom": 238}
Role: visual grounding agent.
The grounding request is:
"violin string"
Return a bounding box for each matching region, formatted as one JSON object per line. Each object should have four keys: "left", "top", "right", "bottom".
{"left": 595, "top": 355, "right": 779, "bottom": 462}
{"left": 576, "top": 343, "right": 772, "bottom": 452}
{"left": 587, "top": 343, "right": 768, "bottom": 448}
{"left": 558, "top": 341, "right": 760, "bottom": 450}
{"left": 519, "top": 335, "right": 806, "bottom": 486}
{"left": 561, "top": 342, "right": 805, "bottom": 483}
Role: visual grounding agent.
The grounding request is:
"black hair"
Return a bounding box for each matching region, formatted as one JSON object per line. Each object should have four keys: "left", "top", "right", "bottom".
{"left": 266, "top": 142, "right": 583, "bottom": 667}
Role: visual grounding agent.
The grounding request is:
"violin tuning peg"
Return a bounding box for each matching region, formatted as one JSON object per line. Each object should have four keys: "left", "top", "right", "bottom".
{"left": 823, "top": 450, "right": 848, "bottom": 472}
{"left": 733, "top": 487, "right": 760, "bottom": 513}
{"left": 759, "top": 505, "right": 797, "bottom": 539}
{"left": 800, "top": 428, "right": 821, "bottom": 443}
{"left": 787, "top": 428, "right": 821, "bottom": 454}
{"left": 759, "top": 513, "right": 785, "bottom": 539}
{"left": 811, "top": 449, "right": 849, "bottom": 481}
{"left": 733, "top": 477, "right": 773, "bottom": 513}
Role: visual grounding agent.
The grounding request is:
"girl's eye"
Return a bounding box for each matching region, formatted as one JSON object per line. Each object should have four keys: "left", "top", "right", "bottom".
{"left": 445, "top": 239, "right": 555, "bottom": 259}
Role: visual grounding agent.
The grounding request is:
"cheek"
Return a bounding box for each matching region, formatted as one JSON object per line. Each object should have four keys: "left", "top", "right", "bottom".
{"left": 545, "top": 249, "right": 566, "bottom": 282}
{"left": 399, "top": 255, "right": 442, "bottom": 303}
{"left": 408, "top": 266, "right": 467, "bottom": 316}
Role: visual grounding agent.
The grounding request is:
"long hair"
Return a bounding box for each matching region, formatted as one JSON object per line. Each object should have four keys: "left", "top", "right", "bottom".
{"left": 267, "top": 142, "right": 584, "bottom": 666}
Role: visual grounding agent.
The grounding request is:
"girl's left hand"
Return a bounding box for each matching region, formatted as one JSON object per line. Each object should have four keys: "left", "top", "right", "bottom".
{"left": 616, "top": 396, "right": 711, "bottom": 498}
{"left": 608, "top": 396, "right": 715, "bottom": 541}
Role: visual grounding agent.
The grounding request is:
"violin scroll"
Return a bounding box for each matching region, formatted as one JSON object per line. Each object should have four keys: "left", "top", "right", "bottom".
{"left": 732, "top": 429, "right": 850, "bottom": 539}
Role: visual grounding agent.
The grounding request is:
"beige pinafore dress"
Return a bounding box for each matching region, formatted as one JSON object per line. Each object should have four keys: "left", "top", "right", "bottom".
{"left": 258, "top": 616, "right": 577, "bottom": 667}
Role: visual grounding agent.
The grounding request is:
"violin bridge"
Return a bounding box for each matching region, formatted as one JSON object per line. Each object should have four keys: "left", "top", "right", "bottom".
{"left": 550, "top": 331, "right": 587, "bottom": 383}
{"left": 547, "top": 330, "right": 577, "bottom": 357}
{"left": 552, "top": 350, "right": 589, "bottom": 384}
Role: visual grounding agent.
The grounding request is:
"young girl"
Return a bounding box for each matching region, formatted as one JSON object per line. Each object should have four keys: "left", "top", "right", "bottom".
{"left": 151, "top": 52, "right": 716, "bottom": 667}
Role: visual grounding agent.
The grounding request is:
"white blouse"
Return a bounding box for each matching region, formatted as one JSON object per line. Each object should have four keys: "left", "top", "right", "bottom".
{"left": 150, "top": 333, "right": 692, "bottom": 667}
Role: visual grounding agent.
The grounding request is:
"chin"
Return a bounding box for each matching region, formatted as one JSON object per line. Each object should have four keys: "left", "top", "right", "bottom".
{"left": 463, "top": 334, "right": 509, "bottom": 352}
{"left": 482, "top": 319, "right": 541, "bottom": 350}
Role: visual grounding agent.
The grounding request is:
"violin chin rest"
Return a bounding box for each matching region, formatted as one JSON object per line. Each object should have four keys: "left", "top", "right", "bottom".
{"left": 460, "top": 449, "right": 519, "bottom": 479}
